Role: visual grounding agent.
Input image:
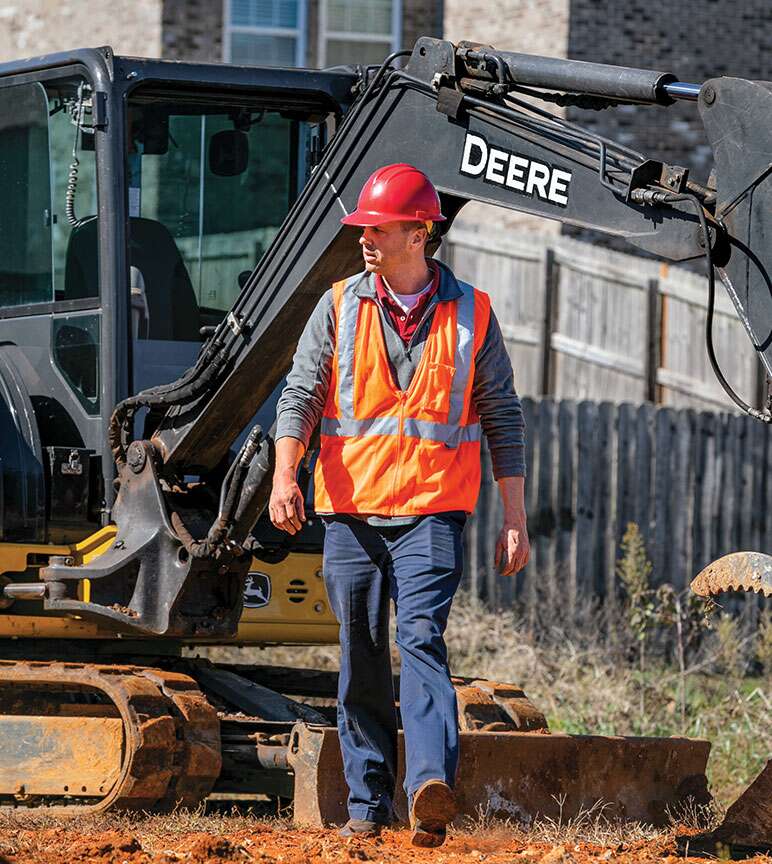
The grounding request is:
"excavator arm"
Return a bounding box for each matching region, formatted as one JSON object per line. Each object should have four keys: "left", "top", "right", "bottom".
{"left": 26, "top": 37, "right": 770, "bottom": 638}
{"left": 145, "top": 37, "right": 771, "bottom": 475}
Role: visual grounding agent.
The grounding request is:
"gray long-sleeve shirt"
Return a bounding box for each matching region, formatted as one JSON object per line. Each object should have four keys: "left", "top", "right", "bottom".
{"left": 276, "top": 260, "right": 526, "bottom": 517}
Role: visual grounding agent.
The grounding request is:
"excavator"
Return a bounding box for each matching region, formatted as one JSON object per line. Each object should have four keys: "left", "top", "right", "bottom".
{"left": 0, "top": 37, "right": 769, "bottom": 852}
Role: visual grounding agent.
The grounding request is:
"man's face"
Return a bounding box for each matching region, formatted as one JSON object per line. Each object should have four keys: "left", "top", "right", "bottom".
{"left": 359, "top": 221, "right": 424, "bottom": 273}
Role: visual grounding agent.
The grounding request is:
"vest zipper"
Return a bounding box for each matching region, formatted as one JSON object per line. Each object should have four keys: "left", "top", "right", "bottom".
{"left": 406, "top": 298, "right": 440, "bottom": 355}
{"left": 390, "top": 391, "right": 407, "bottom": 516}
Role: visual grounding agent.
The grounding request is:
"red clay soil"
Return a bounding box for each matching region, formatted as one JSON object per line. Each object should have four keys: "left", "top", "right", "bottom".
{"left": 0, "top": 825, "right": 770, "bottom": 864}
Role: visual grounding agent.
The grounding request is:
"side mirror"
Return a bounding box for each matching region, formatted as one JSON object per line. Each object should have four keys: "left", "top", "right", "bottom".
{"left": 209, "top": 129, "right": 249, "bottom": 176}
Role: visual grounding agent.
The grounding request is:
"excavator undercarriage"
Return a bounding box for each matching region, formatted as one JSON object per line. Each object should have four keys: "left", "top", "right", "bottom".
{"left": 0, "top": 658, "right": 711, "bottom": 827}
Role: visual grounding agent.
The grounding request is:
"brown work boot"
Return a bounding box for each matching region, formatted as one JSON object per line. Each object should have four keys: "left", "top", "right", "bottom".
{"left": 409, "top": 780, "right": 457, "bottom": 848}
{"left": 338, "top": 819, "right": 384, "bottom": 838}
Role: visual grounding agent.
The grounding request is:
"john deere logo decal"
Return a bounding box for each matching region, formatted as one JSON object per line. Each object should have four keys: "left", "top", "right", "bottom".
{"left": 244, "top": 572, "right": 272, "bottom": 608}
{"left": 460, "top": 132, "right": 572, "bottom": 207}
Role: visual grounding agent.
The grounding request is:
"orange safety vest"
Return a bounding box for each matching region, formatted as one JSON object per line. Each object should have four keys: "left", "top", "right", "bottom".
{"left": 314, "top": 273, "right": 491, "bottom": 516}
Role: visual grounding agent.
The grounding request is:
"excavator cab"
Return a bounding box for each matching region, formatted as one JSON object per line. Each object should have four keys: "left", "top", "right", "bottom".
{"left": 0, "top": 51, "right": 349, "bottom": 634}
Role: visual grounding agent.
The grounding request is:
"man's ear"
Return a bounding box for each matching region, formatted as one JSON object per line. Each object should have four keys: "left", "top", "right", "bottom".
{"left": 410, "top": 227, "right": 428, "bottom": 250}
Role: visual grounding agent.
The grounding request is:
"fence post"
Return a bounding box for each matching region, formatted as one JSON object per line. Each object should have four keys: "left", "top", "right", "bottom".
{"left": 541, "top": 247, "right": 558, "bottom": 396}
{"left": 646, "top": 278, "right": 661, "bottom": 403}
{"left": 576, "top": 401, "right": 598, "bottom": 597}
{"left": 557, "top": 400, "right": 577, "bottom": 612}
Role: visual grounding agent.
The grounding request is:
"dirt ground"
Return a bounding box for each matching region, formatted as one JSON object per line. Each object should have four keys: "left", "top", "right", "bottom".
{"left": 0, "top": 820, "right": 769, "bottom": 864}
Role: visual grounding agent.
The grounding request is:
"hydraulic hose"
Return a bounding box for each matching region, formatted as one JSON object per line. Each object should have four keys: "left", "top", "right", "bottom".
{"left": 631, "top": 188, "right": 771, "bottom": 423}
{"left": 683, "top": 194, "right": 770, "bottom": 422}
{"left": 109, "top": 339, "right": 229, "bottom": 469}
{"left": 170, "top": 426, "right": 266, "bottom": 560}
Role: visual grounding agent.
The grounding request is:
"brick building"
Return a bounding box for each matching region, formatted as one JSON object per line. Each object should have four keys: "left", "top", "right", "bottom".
{"left": 1, "top": 0, "right": 765, "bottom": 178}
{"left": 0, "top": 0, "right": 442, "bottom": 68}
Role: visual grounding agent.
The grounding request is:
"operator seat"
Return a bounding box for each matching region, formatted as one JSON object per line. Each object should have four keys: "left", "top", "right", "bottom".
{"left": 64, "top": 216, "right": 200, "bottom": 342}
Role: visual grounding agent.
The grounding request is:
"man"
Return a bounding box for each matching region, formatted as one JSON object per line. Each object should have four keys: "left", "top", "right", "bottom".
{"left": 270, "top": 164, "right": 529, "bottom": 847}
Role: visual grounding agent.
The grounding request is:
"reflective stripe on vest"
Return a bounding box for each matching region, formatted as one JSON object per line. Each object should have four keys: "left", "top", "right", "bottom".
{"left": 320, "top": 416, "right": 482, "bottom": 444}
{"left": 332, "top": 276, "right": 479, "bottom": 448}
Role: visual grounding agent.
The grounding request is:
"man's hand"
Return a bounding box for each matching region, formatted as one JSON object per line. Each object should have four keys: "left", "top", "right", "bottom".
{"left": 494, "top": 512, "right": 530, "bottom": 576}
{"left": 269, "top": 437, "right": 307, "bottom": 534}
{"left": 494, "top": 476, "right": 530, "bottom": 576}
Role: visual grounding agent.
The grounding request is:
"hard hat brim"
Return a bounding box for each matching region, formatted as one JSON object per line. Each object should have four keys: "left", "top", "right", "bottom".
{"left": 341, "top": 209, "right": 447, "bottom": 226}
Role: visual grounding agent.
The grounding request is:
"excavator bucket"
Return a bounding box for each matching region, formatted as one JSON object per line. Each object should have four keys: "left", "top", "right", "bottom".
{"left": 704, "top": 761, "right": 771, "bottom": 852}
{"left": 289, "top": 724, "right": 711, "bottom": 828}
{"left": 283, "top": 676, "right": 711, "bottom": 828}
{"left": 681, "top": 554, "right": 772, "bottom": 857}
{"left": 678, "top": 756, "right": 772, "bottom": 858}
{"left": 690, "top": 552, "right": 772, "bottom": 599}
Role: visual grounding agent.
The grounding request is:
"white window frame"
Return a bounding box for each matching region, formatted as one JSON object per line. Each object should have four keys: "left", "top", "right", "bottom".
{"left": 317, "top": 0, "right": 401, "bottom": 69}
{"left": 223, "top": 0, "right": 308, "bottom": 67}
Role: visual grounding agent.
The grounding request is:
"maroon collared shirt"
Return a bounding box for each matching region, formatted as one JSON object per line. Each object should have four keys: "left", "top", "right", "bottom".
{"left": 374, "top": 261, "right": 440, "bottom": 343}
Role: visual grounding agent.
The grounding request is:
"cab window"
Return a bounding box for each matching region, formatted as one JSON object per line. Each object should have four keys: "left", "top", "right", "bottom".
{"left": 0, "top": 81, "right": 53, "bottom": 307}
{"left": 126, "top": 93, "right": 317, "bottom": 397}
{"left": 0, "top": 75, "right": 99, "bottom": 310}
{"left": 127, "top": 98, "right": 304, "bottom": 342}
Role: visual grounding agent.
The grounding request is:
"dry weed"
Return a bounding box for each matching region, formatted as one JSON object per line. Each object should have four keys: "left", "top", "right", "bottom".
{"left": 528, "top": 797, "right": 662, "bottom": 847}
{"left": 666, "top": 796, "right": 723, "bottom": 833}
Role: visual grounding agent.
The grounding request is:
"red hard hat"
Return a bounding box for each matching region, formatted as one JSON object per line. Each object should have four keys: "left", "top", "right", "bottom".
{"left": 341, "top": 163, "right": 446, "bottom": 226}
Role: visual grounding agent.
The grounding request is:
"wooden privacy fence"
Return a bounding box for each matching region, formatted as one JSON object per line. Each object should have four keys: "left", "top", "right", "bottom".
{"left": 464, "top": 397, "right": 772, "bottom": 610}
{"left": 443, "top": 225, "right": 764, "bottom": 413}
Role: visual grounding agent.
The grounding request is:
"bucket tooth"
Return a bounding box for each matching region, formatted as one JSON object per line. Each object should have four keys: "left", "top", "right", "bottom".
{"left": 288, "top": 723, "right": 711, "bottom": 828}
{"left": 691, "top": 552, "right": 772, "bottom": 598}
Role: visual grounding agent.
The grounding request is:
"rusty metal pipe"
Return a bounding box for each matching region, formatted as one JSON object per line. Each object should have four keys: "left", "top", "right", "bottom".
{"left": 255, "top": 742, "right": 289, "bottom": 771}
{"left": 220, "top": 741, "right": 290, "bottom": 771}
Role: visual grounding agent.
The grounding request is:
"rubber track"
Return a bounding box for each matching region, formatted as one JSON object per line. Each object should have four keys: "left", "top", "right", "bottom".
{"left": 0, "top": 661, "right": 220, "bottom": 813}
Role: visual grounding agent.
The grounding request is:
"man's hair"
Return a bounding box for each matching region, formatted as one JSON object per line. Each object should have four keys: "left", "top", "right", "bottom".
{"left": 400, "top": 220, "right": 432, "bottom": 238}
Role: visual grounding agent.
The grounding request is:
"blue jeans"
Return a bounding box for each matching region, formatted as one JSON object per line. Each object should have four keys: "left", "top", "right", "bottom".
{"left": 322, "top": 513, "right": 466, "bottom": 825}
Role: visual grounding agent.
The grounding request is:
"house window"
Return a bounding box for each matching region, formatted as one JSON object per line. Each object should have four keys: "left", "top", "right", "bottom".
{"left": 224, "top": 0, "right": 307, "bottom": 67}
{"left": 319, "top": 0, "right": 400, "bottom": 68}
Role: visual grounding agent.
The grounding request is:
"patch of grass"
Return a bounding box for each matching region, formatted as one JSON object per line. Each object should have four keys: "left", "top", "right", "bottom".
{"left": 530, "top": 798, "right": 661, "bottom": 847}
{"left": 459, "top": 797, "right": 663, "bottom": 847}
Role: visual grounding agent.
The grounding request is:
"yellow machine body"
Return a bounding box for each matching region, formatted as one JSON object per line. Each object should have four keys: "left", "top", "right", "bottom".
{"left": 0, "top": 531, "right": 338, "bottom": 645}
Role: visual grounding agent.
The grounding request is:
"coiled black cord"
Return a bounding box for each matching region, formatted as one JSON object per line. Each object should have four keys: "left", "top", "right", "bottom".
{"left": 632, "top": 188, "right": 771, "bottom": 422}
{"left": 65, "top": 82, "right": 89, "bottom": 226}
{"left": 64, "top": 158, "right": 79, "bottom": 226}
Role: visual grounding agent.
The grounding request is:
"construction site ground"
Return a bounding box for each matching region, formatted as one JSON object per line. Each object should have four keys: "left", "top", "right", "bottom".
{"left": 0, "top": 808, "right": 770, "bottom": 864}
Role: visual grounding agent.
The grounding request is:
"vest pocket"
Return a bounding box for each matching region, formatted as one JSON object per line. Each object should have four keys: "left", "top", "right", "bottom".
{"left": 420, "top": 361, "right": 455, "bottom": 417}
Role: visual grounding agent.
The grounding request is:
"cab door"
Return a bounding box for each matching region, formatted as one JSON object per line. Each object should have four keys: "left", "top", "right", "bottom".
{"left": 0, "top": 70, "right": 102, "bottom": 544}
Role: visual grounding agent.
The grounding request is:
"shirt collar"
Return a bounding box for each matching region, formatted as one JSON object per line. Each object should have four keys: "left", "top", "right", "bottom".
{"left": 352, "top": 259, "right": 463, "bottom": 302}
{"left": 374, "top": 261, "right": 438, "bottom": 309}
